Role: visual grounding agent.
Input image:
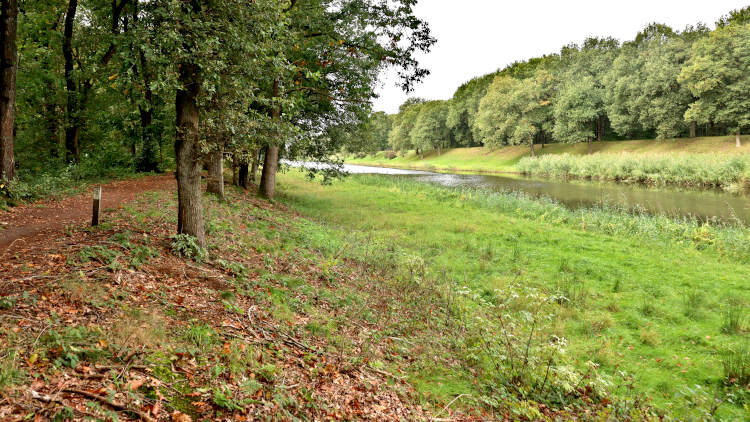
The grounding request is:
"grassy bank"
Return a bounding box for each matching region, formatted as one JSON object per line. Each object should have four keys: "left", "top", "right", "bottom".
{"left": 517, "top": 153, "right": 750, "bottom": 189}
{"left": 345, "top": 135, "right": 750, "bottom": 176}
{"left": 3, "top": 184, "right": 648, "bottom": 420}
{"left": 278, "top": 171, "right": 750, "bottom": 420}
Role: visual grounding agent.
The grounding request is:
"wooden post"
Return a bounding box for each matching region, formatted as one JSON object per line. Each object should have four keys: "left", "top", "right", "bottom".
{"left": 91, "top": 186, "right": 102, "bottom": 226}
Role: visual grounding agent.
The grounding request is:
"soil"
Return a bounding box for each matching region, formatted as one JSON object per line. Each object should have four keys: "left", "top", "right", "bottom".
{"left": 0, "top": 174, "right": 175, "bottom": 255}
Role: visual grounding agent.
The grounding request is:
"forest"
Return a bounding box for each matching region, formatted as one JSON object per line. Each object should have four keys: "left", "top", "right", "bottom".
{"left": 345, "top": 7, "right": 750, "bottom": 157}
{"left": 0, "top": 0, "right": 434, "bottom": 245}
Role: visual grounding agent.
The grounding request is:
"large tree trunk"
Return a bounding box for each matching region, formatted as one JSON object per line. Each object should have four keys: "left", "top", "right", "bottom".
{"left": 174, "top": 62, "right": 205, "bottom": 247}
{"left": 206, "top": 143, "right": 224, "bottom": 198}
{"left": 259, "top": 80, "right": 281, "bottom": 199}
{"left": 0, "top": 0, "right": 17, "bottom": 181}
{"left": 689, "top": 121, "right": 696, "bottom": 138}
{"left": 63, "top": 0, "right": 80, "bottom": 163}
{"left": 736, "top": 131, "right": 742, "bottom": 148}
{"left": 529, "top": 139, "right": 535, "bottom": 157}
{"left": 437, "top": 144, "right": 442, "bottom": 156}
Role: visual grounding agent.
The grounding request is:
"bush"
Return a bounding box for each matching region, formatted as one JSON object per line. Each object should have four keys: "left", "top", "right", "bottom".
{"left": 170, "top": 234, "right": 208, "bottom": 262}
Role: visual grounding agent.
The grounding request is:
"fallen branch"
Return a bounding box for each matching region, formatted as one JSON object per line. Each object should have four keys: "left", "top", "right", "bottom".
{"left": 62, "top": 388, "right": 156, "bottom": 422}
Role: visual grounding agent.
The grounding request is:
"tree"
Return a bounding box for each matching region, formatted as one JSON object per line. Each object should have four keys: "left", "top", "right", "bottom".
{"left": 476, "top": 71, "right": 554, "bottom": 156}
{"left": 254, "top": 0, "right": 434, "bottom": 198}
{"left": 605, "top": 23, "right": 706, "bottom": 139}
{"left": 410, "top": 100, "right": 449, "bottom": 155}
{"left": 553, "top": 37, "right": 619, "bottom": 151}
{"left": 388, "top": 98, "right": 424, "bottom": 153}
{"left": 446, "top": 73, "right": 497, "bottom": 147}
{"left": 679, "top": 23, "right": 750, "bottom": 147}
{"left": 0, "top": 0, "right": 17, "bottom": 181}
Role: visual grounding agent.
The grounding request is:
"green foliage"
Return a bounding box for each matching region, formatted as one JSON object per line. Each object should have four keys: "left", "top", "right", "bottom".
{"left": 281, "top": 171, "right": 750, "bottom": 419}
{"left": 0, "top": 350, "right": 25, "bottom": 391}
{"left": 42, "top": 325, "right": 108, "bottom": 368}
{"left": 170, "top": 234, "right": 208, "bottom": 262}
{"left": 410, "top": 100, "right": 450, "bottom": 154}
{"left": 476, "top": 71, "right": 555, "bottom": 150}
{"left": 680, "top": 23, "right": 750, "bottom": 138}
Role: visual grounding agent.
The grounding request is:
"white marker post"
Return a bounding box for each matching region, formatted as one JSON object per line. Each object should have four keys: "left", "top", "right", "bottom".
{"left": 92, "top": 187, "right": 102, "bottom": 226}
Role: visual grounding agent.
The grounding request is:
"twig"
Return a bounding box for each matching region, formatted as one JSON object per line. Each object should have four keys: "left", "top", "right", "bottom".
{"left": 62, "top": 388, "right": 156, "bottom": 422}
{"left": 365, "top": 365, "right": 405, "bottom": 382}
{"left": 433, "top": 393, "right": 470, "bottom": 419}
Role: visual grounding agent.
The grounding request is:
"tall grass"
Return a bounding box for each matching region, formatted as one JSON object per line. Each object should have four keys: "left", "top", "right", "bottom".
{"left": 517, "top": 153, "right": 750, "bottom": 189}
{"left": 355, "top": 175, "right": 750, "bottom": 263}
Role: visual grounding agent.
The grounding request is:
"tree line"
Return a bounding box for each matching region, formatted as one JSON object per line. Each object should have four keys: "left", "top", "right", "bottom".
{"left": 0, "top": 0, "right": 435, "bottom": 247}
{"left": 347, "top": 7, "right": 750, "bottom": 157}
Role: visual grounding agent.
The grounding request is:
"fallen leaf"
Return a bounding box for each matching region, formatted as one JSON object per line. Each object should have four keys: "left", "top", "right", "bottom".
{"left": 126, "top": 378, "right": 146, "bottom": 391}
{"left": 171, "top": 411, "right": 192, "bottom": 422}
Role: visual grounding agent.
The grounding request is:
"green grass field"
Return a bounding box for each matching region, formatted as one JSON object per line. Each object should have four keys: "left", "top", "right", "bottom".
{"left": 278, "top": 171, "right": 750, "bottom": 420}
{"left": 346, "top": 135, "right": 750, "bottom": 174}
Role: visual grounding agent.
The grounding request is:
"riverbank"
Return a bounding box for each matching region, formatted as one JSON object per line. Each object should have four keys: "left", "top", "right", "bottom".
{"left": 345, "top": 135, "right": 750, "bottom": 177}
{"left": 278, "top": 171, "right": 750, "bottom": 420}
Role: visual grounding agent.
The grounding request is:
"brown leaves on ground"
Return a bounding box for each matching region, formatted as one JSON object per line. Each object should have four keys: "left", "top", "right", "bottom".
{"left": 0, "top": 185, "right": 434, "bottom": 421}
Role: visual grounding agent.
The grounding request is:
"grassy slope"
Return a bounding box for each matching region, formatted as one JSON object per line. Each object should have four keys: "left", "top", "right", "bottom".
{"left": 278, "top": 171, "right": 750, "bottom": 420}
{"left": 345, "top": 135, "right": 750, "bottom": 174}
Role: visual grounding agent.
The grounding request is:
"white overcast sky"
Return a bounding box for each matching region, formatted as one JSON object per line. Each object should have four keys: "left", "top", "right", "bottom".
{"left": 373, "top": 0, "right": 750, "bottom": 114}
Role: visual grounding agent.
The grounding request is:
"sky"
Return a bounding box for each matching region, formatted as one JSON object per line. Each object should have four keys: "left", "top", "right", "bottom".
{"left": 373, "top": 0, "right": 750, "bottom": 114}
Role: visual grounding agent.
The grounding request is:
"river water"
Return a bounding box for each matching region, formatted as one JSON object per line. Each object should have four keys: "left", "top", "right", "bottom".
{"left": 294, "top": 162, "right": 750, "bottom": 225}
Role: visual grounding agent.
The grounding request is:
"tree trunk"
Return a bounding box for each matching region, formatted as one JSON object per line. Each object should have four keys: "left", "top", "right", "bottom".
{"left": 259, "top": 80, "right": 281, "bottom": 199}
{"left": 736, "top": 131, "right": 742, "bottom": 148}
{"left": 529, "top": 139, "right": 535, "bottom": 157}
{"left": 206, "top": 143, "right": 224, "bottom": 198}
{"left": 437, "top": 144, "right": 442, "bottom": 156}
{"left": 587, "top": 138, "right": 593, "bottom": 155}
{"left": 689, "top": 121, "right": 696, "bottom": 138}
{"left": 259, "top": 144, "right": 278, "bottom": 198}
{"left": 63, "top": 0, "right": 80, "bottom": 163}
{"left": 597, "top": 116, "right": 604, "bottom": 142}
{"left": 238, "top": 162, "right": 249, "bottom": 188}
{"left": 250, "top": 149, "right": 259, "bottom": 185}
{"left": 134, "top": 0, "right": 158, "bottom": 173}
{"left": 0, "top": 0, "right": 17, "bottom": 181}
{"left": 232, "top": 154, "right": 239, "bottom": 186}
{"left": 174, "top": 62, "right": 205, "bottom": 247}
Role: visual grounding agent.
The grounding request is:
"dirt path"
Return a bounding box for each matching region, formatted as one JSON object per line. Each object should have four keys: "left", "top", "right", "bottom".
{"left": 0, "top": 174, "right": 175, "bottom": 254}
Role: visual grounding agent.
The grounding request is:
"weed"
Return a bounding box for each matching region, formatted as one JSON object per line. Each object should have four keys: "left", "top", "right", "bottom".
{"left": 130, "top": 245, "right": 159, "bottom": 268}
{"left": 721, "top": 299, "right": 746, "bottom": 334}
{"left": 170, "top": 234, "right": 208, "bottom": 262}
{"left": 683, "top": 290, "right": 706, "bottom": 320}
{"left": 0, "top": 350, "right": 25, "bottom": 391}
{"left": 721, "top": 342, "right": 750, "bottom": 388}
{"left": 255, "top": 364, "right": 278, "bottom": 383}
{"left": 183, "top": 323, "right": 216, "bottom": 348}
{"left": 78, "top": 245, "right": 121, "bottom": 269}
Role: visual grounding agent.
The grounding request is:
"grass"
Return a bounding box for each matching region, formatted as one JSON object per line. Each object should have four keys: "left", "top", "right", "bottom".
{"left": 517, "top": 153, "right": 750, "bottom": 189}
{"left": 345, "top": 135, "right": 750, "bottom": 175}
{"left": 277, "top": 170, "right": 750, "bottom": 420}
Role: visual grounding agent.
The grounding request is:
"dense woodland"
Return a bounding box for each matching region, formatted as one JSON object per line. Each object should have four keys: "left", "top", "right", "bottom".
{"left": 0, "top": 0, "right": 434, "bottom": 245}
{"left": 346, "top": 7, "right": 750, "bottom": 157}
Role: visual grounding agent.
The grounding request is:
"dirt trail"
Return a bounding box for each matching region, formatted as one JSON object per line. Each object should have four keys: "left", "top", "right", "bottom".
{"left": 0, "top": 174, "right": 175, "bottom": 254}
